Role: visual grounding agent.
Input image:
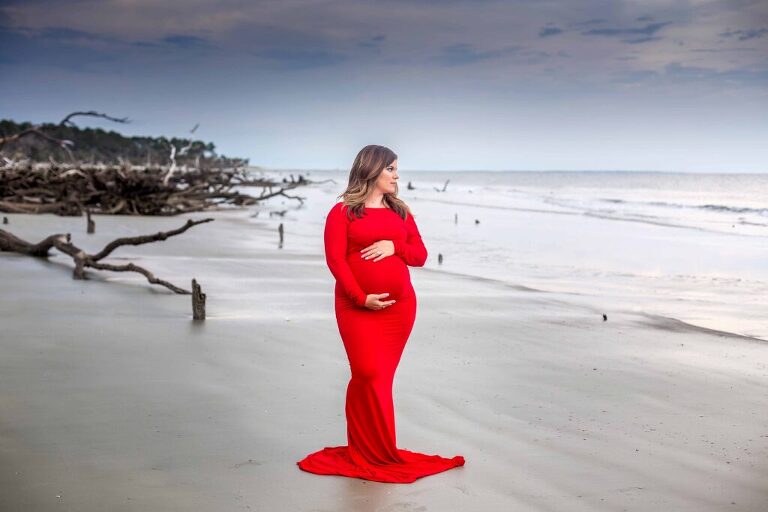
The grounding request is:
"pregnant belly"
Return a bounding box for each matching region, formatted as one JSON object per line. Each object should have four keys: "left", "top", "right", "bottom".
{"left": 346, "top": 253, "right": 412, "bottom": 300}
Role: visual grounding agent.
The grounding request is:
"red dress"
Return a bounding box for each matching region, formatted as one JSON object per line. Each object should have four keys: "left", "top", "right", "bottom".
{"left": 297, "top": 202, "right": 465, "bottom": 483}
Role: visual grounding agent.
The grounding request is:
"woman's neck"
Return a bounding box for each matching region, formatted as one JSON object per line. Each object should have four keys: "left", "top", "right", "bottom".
{"left": 364, "top": 193, "right": 386, "bottom": 208}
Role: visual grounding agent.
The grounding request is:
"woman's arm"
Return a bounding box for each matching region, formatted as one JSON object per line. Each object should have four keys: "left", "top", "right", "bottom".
{"left": 324, "top": 203, "right": 368, "bottom": 307}
{"left": 392, "top": 212, "right": 428, "bottom": 267}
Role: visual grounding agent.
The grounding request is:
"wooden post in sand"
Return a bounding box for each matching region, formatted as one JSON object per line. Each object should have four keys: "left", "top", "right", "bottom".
{"left": 2, "top": 217, "right": 7, "bottom": 225}
{"left": 192, "top": 278, "right": 206, "bottom": 320}
{"left": 278, "top": 222, "right": 284, "bottom": 247}
{"left": 86, "top": 209, "right": 95, "bottom": 234}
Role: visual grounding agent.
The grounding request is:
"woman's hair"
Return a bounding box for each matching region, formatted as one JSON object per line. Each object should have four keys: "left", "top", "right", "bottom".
{"left": 338, "top": 144, "right": 410, "bottom": 220}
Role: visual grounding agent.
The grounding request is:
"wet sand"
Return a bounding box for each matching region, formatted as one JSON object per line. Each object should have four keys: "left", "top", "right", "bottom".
{"left": 1, "top": 210, "right": 766, "bottom": 511}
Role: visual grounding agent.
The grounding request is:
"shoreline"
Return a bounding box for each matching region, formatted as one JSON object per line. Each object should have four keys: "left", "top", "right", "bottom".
{"left": 420, "top": 265, "right": 768, "bottom": 344}
{"left": 3, "top": 205, "right": 764, "bottom": 344}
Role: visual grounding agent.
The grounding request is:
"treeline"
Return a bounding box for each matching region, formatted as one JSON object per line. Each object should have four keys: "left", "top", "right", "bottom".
{"left": 0, "top": 119, "right": 248, "bottom": 167}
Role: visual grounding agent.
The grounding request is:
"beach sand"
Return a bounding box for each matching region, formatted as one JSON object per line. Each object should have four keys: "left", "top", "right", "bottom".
{"left": 1, "top": 210, "right": 766, "bottom": 511}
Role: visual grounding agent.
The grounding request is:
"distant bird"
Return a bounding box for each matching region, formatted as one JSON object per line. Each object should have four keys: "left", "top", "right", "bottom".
{"left": 474, "top": 219, "right": 480, "bottom": 225}
{"left": 602, "top": 314, "right": 607, "bottom": 322}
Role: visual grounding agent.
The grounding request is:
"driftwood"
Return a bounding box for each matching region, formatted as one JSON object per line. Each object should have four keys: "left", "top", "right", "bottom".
{"left": 434, "top": 179, "right": 450, "bottom": 192}
{"left": 86, "top": 208, "right": 95, "bottom": 233}
{"left": 0, "top": 161, "right": 309, "bottom": 216}
{"left": 0, "top": 218, "right": 213, "bottom": 293}
{"left": 192, "top": 278, "right": 206, "bottom": 319}
{"left": 1, "top": 110, "right": 311, "bottom": 216}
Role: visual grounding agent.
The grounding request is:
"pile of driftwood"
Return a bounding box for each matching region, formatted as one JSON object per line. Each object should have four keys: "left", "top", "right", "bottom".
{"left": 0, "top": 161, "right": 309, "bottom": 216}
{"left": 0, "top": 110, "right": 313, "bottom": 216}
{"left": 0, "top": 111, "right": 322, "bottom": 319}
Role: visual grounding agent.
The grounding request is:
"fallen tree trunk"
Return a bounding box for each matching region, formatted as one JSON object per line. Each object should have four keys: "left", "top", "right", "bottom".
{"left": 0, "top": 218, "right": 213, "bottom": 293}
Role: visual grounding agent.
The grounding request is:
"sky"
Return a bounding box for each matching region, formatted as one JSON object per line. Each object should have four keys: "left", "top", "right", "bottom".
{"left": 1, "top": 0, "right": 767, "bottom": 172}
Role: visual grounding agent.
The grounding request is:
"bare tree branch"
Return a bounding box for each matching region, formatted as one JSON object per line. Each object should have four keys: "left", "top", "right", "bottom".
{"left": 59, "top": 111, "right": 130, "bottom": 127}
{"left": 0, "top": 218, "right": 213, "bottom": 293}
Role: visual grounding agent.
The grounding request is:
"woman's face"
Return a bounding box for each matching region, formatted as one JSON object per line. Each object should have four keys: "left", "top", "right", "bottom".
{"left": 374, "top": 159, "right": 399, "bottom": 196}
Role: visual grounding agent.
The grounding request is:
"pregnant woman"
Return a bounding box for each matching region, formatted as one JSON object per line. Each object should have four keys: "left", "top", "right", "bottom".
{"left": 297, "top": 145, "right": 465, "bottom": 483}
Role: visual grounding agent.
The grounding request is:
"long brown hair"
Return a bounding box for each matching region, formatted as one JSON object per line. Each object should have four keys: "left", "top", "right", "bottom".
{"left": 338, "top": 145, "right": 410, "bottom": 221}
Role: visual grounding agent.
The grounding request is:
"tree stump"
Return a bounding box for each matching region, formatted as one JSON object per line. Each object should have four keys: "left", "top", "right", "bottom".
{"left": 86, "top": 209, "right": 95, "bottom": 234}
{"left": 192, "top": 278, "right": 206, "bottom": 320}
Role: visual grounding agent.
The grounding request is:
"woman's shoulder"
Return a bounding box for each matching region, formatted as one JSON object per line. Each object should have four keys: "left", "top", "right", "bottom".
{"left": 329, "top": 201, "right": 342, "bottom": 211}
{"left": 328, "top": 201, "right": 351, "bottom": 219}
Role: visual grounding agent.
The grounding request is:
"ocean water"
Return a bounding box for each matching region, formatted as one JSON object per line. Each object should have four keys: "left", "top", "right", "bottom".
{"left": 243, "top": 169, "right": 768, "bottom": 341}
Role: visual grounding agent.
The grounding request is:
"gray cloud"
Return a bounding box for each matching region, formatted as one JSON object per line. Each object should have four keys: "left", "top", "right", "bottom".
{"left": 539, "top": 26, "right": 563, "bottom": 38}
{"left": 250, "top": 48, "right": 347, "bottom": 70}
{"left": 622, "top": 36, "right": 662, "bottom": 44}
{"left": 358, "top": 34, "right": 386, "bottom": 48}
{"left": 690, "top": 47, "right": 758, "bottom": 53}
{"left": 570, "top": 18, "right": 607, "bottom": 28}
{"left": 583, "top": 21, "right": 672, "bottom": 38}
{"left": 161, "top": 34, "right": 210, "bottom": 49}
{"left": 616, "top": 62, "right": 768, "bottom": 87}
{"left": 434, "top": 43, "right": 522, "bottom": 67}
{"left": 719, "top": 28, "right": 768, "bottom": 41}
{"left": 1, "top": 0, "right": 766, "bottom": 89}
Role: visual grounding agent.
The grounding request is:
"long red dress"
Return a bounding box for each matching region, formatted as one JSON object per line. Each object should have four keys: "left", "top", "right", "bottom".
{"left": 297, "top": 202, "right": 465, "bottom": 483}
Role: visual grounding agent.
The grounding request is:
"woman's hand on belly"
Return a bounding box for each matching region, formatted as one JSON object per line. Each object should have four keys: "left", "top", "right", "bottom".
{"left": 360, "top": 240, "right": 395, "bottom": 262}
{"left": 364, "top": 292, "right": 396, "bottom": 310}
{"left": 347, "top": 251, "right": 410, "bottom": 300}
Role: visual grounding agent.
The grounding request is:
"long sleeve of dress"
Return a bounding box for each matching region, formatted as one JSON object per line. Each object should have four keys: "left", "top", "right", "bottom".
{"left": 392, "top": 212, "right": 428, "bottom": 267}
{"left": 324, "top": 204, "right": 369, "bottom": 307}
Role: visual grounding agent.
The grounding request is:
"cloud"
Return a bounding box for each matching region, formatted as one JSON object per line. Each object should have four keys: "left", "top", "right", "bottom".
{"left": 583, "top": 21, "right": 672, "bottom": 38}
{"left": 434, "top": 43, "right": 521, "bottom": 66}
{"left": 0, "top": 23, "right": 129, "bottom": 71}
{"left": 622, "top": 36, "right": 662, "bottom": 44}
{"left": 690, "top": 47, "right": 758, "bottom": 53}
{"left": 1, "top": 0, "right": 765, "bottom": 92}
{"left": 0, "top": 24, "right": 119, "bottom": 44}
{"left": 161, "top": 34, "right": 210, "bottom": 49}
{"left": 0, "top": 22, "right": 216, "bottom": 74}
{"left": 250, "top": 48, "right": 346, "bottom": 69}
{"left": 664, "top": 62, "right": 768, "bottom": 84}
{"left": 539, "top": 26, "right": 563, "bottom": 38}
{"left": 719, "top": 28, "right": 768, "bottom": 41}
{"left": 358, "top": 34, "right": 386, "bottom": 48}
{"left": 616, "top": 62, "right": 768, "bottom": 87}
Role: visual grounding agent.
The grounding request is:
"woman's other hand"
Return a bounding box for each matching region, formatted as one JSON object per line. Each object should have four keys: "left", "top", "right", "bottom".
{"left": 365, "top": 293, "right": 396, "bottom": 310}
{"left": 360, "top": 240, "right": 395, "bottom": 262}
